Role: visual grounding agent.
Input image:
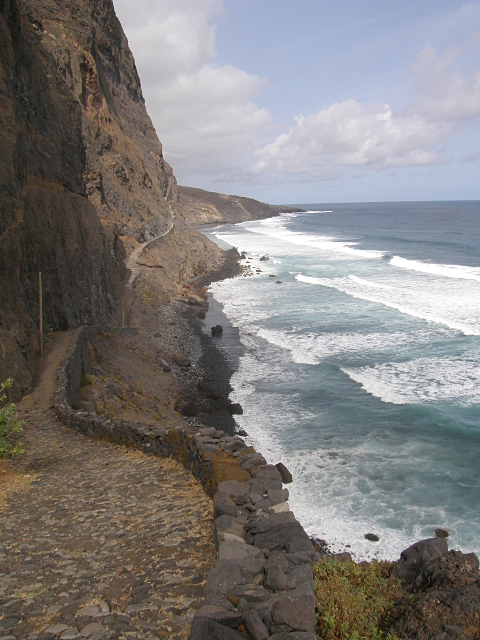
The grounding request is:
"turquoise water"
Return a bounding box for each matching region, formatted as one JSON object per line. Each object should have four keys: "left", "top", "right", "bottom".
{"left": 201, "top": 201, "right": 480, "bottom": 560}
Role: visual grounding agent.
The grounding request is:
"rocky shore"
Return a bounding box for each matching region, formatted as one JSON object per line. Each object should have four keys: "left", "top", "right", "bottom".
{"left": 53, "top": 248, "right": 480, "bottom": 639}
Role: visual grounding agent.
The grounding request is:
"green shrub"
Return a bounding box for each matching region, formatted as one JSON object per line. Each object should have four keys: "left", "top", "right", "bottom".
{"left": 313, "top": 557, "right": 406, "bottom": 640}
{"left": 0, "top": 379, "right": 25, "bottom": 458}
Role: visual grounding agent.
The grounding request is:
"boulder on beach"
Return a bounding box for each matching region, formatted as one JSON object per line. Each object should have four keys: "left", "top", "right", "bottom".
{"left": 229, "top": 403, "right": 243, "bottom": 415}
{"left": 178, "top": 400, "right": 199, "bottom": 417}
{"left": 211, "top": 325, "right": 223, "bottom": 335}
{"left": 364, "top": 533, "right": 380, "bottom": 542}
{"left": 238, "top": 429, "right": 248, "bottom": 437}
{"left": 198, "top": 380, "right": 212, "bottom": 393}
{"left": 186, "top": 293, "right": 208, "bottom": 308}
{"left": 214, "top": 397, "right": 231, "bottom": 411}
{"left": 156, "top": 357, "right": 171, "bottom": 372}
{"left": 197, "top": 311, "right": 206, "bottom": 319}
{"left": 276, "top": 280, "right": 282, "bottom": 284}
{"left": 173, "top": 353, "right": 191, "bottom": 367}
{"left": 275, "top": 462, "right": 293, "bottom": 484}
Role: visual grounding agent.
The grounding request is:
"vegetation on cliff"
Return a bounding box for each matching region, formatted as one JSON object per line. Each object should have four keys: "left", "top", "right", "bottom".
{"left": 0, "top": 379, "right": 24, "bottom": 457}
{"left": 314, "top": 557, "right": 406, "bottom": 640}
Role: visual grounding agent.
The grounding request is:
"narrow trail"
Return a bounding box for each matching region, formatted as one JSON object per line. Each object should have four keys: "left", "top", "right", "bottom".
{"left": 126, "top": 221, "right": 175, "bottom": 289}
{"left": 0, "top": 331, "right": 215, "bottom": 640}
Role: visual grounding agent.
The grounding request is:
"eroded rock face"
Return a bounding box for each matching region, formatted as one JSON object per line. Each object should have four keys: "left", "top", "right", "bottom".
{"left": 0, "top": 0, "right": 224, "bottom": 396}
{"left": 31, "top": 0, "right": 179, "bottom": 243}
{"left": 0, "top": 0, "right": 124, "bottom": 395}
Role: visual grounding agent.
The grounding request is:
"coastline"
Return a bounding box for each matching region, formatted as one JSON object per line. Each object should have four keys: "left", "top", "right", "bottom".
{"left": 41, "top": 244, "right": 480, "bottom": 640}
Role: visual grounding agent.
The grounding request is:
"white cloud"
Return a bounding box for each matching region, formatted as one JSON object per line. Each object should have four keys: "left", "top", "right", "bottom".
{"left": 113, "top": 0, "right": 480, "bottom": 186}
{"left": 413, "top": 45, "right": 480, "bottom": 122}
{"left": 113, "top": 0, "right": 271, "bottom": 176}
{"left": 246, "top": 46, "right": 480, "bottom": 183}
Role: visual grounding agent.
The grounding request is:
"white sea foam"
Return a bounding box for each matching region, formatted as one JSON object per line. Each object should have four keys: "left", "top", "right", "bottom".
{"left": 229, "top": 347, "right": 470, "bottom": 559}
{"left": 295, "top": 274, "right": 480, "bottom": 335}
{"left": 240, "top": 219, "right": 385, "bottom": 260}
{"left": 342, "top": 356, "right": 480, "bottom": 406}
{"left": 391, "top": 256, "right": 480, "bottom": 281}
{"left": 256, "top": 327, "right": 436, "bottom": 366}
{"left": 205, "top": 213, "right": 480, "bottom": 561}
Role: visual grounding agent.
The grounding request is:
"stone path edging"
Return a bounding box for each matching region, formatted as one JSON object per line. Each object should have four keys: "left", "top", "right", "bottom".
{"left": 54, "top": 327, "right": 319, "bottom": 640}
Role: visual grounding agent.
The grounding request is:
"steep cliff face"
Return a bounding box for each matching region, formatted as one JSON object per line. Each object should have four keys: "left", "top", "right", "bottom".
{"left": 31, "top": 0, "right": 179, "bottom": 243}
{"left": 0, "top": 0, "right": 223, "bottom": 398}
{"left": 179, "top": 186, "right": 304, "bottom": 225}
{"left": 0, "top": 0, "right": 125, "bottom": 396}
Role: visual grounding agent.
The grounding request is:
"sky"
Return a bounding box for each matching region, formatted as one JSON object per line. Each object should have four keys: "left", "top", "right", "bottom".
{"left": 113, "top": 0, "right": 480, "bottom": 204}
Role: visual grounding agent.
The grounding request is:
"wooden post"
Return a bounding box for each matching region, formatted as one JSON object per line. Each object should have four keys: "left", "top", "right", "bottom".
{"left": 39, "top": 271, "right": 43, "bottom": 359}
{"left": 121, "top": 297, "right": 125, "bottom": 328}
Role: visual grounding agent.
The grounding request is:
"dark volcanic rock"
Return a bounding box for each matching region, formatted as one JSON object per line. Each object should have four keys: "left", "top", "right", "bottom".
{"left": 275, "top": 462, "right": 293, "bottom": 484}
{"left": 229, "top": 403, "right": 243, "bottom": 415}
{"left": 271, "top": 583, "right": 317, "bottom": 633}
{"left": 198, "top": 380, "right": 212, "bottom": 392}
{"left": 190, "top": 617, "right": 245, "bottom": 640}
{"left": 253, "top": 521, "right": 314, "bottom": 554}
{"left": 364, "top": 533, "right": 380, "bottom": 542}
{"left": 243, "top": 609, "right": 270, "bottom": 640}
{"left": 211, "top": 325, "right": 223, "bottom": 335}
{"left": 194, "top": 605, "right": 243, "bottom": 629}
{"left": 396, "top": 537, "right": 448, "bottom": 591}
{"left": 394, "top": 547, "right": 480, "bottom": 640}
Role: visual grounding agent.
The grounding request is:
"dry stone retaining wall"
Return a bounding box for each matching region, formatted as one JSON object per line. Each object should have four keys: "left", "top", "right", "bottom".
{"left": 54, "top": 327, "right": 319, "bottom": 640}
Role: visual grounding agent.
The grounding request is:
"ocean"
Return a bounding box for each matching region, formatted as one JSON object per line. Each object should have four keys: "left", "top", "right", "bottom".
{"left": 200, "top": 201, "right": 480, "bottom": 561}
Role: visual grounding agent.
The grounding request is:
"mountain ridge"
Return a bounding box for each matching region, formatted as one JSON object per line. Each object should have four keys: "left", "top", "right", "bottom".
{"left": 179, "top": 185, "right": 304, "bottom": 225}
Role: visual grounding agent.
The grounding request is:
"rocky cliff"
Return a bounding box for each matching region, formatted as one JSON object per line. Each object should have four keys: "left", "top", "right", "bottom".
{"left": 0, "top": 0, "right": 223, "bottom": 398}
{"left": 179, "top": 185, "right": 304, "bottom": 225}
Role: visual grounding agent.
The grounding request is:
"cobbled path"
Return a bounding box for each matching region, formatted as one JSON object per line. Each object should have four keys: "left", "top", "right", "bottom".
{"left": 0, "top": 349, "right": 215, "bottom": 640}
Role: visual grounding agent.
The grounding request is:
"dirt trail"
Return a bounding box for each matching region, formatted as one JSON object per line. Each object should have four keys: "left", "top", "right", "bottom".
{"left": 19, "top": 331, "right": 75, "bottom": 412}
{"left": 0, "top": 332, "right": 215, "bottom": 640}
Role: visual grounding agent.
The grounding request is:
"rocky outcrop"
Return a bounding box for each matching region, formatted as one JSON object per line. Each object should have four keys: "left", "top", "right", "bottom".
{"left": 179, "top": 186, "right": 304, "bottom": 225}
{"left": 393, "top": 538, "right": 480, "bottom": 639}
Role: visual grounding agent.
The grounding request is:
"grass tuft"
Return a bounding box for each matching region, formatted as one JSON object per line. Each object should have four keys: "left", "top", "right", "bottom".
{"left": 313, "top": 557, "right": 406, "bottom": 640}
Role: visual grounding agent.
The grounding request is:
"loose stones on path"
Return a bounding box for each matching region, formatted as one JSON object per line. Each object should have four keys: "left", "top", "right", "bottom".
{"left": 0, "top": 409, "right": 215, "bottom": 639}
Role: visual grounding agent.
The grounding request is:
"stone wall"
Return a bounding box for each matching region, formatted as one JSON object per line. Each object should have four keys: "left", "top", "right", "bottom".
{"left": 54, "top": 327, "right": 319, "bottom": 640}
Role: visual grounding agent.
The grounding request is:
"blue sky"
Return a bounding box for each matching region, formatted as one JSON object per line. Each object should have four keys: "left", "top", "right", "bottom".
{"left": 114, "top": 0, "right": 480, "bottom": 203}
